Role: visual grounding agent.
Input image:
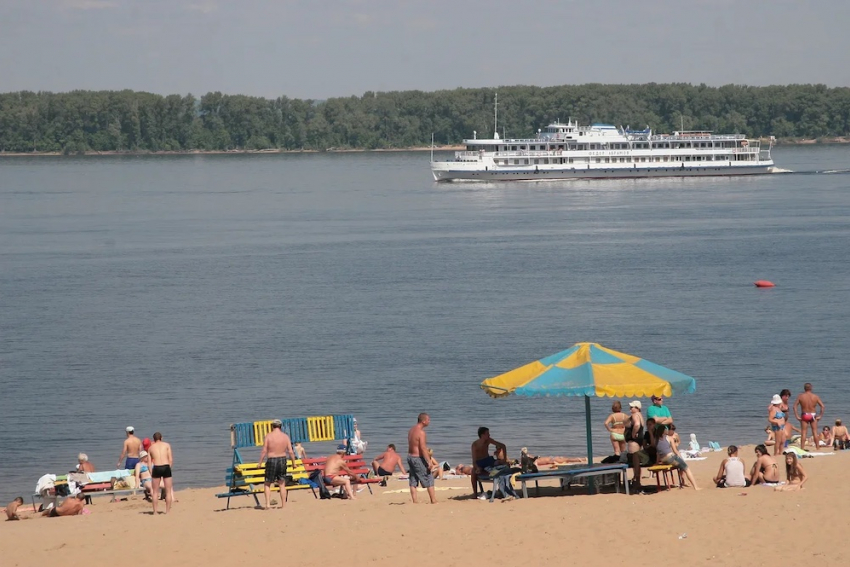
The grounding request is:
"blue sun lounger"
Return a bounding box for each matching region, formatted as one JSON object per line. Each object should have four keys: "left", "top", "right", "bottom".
{"left": 515, "top": 463, "right": 630, "bottom": 498}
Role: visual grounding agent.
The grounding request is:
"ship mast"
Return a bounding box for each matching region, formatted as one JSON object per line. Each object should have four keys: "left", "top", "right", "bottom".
{"left": 493, "top": 93, "right": 499, "bottom": 140}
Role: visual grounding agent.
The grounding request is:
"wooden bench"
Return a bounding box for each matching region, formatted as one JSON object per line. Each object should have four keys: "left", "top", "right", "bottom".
{"left": 216, "top": 459, "right": 312, "bottom": 509}
{"left": 515, "top": 463, "right": 630, "bottom": 499}
{"left": 301, "top": 455, "right": 383, "bottom": 496}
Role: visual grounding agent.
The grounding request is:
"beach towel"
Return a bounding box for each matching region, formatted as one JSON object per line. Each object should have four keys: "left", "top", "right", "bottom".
{"left": 783, "top": 446, "right": 835, "bottom": 458}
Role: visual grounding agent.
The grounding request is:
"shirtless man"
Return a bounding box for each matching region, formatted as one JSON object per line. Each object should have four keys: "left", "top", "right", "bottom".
{"left": 323, "top": 446, "right": 360, "bottom": 500}
{"left": 43, "top": 494, "right": 86, "bottom": 517}
{"left": 832, "top": 419, "right": 849, "bottom": 450}
{"left": 749, "top": 444, "right": 780, "bottom": 485}
{"left": 471, "top": 427, "right": 507, "bottom": 497}
{"left": 371, "top": 444, "right": 406, "bottom": 479}
{"left": 77, "top": 453, "right": 95, "bottom": 473}
{"left": 149, "top": 432, "right": 174, "bottom": 515}
{"left": 407, "top": 413, "right": 437, "bottom": 504}
{"left": 794, "top": 383, "right": 825, "bottom": 451}
{"left": 6, "top": 497, "right": 24, "bottom": 520}
{"left": 257, "top": 419, "right": 296, "bottom": 510}
{"left": 117, "top": 426, "right": 142, "bottom": 470}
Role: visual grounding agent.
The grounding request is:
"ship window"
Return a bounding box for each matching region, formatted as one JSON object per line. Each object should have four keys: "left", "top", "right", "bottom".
{"left": 604, "top": 158, "right": 610, "bottom": 163}
{"left": 511, "top": 146, "right": 517, "bottom": 151}
{"left": 523, "top": 159, "right": 529, "bottom": 165}
{"left": 512, "top": 159, "right": 519, "bottom": 165}
{"left": 568, "top": 158, "right": 574, "bottom": 164}
{"left": 595, "top": 158, "right": 601, "bottom": 163}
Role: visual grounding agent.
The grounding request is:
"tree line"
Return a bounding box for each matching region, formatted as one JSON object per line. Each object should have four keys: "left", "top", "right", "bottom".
{"left": 1, "top": 84, "right": 848, "bottom": 154}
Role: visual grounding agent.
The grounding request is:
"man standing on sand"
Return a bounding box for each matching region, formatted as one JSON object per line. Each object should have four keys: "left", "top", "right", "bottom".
{"left": 647, "top": 396, "right": 673, "bottom": 425}
{"left": 371, "top": 444, "right": 406, "bottom": 482}
{"left": 794, "top": 383, "right": 825, "bottom": 451}
{"left": 149, "top": 432, "right": 174, "bottom": 515}
{"left": 407, "top": 413, "right": 437, "bottom": 504}
{"left": 117, "top": 426, "right": 142, "bottom": 470}
{"left": 257, "top": 419, "right": 296, "bottom": 510}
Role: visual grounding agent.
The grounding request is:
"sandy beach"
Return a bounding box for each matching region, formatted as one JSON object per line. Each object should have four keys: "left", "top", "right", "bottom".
{"left": 3, "top": 446, "right": 848, "bottom": 567}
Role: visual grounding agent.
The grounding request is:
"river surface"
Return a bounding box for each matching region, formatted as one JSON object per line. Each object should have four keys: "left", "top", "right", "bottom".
{"left": 1, "top": 146, "right": 849, "bottom": 501}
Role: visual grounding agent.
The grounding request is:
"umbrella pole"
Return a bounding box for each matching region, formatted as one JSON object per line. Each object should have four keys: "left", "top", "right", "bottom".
{"left": 585, "top": 395, "right": 595, "bottom": 494}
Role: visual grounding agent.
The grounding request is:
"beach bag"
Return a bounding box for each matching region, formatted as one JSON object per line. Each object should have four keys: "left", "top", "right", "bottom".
{"left": 308, "top": 470, "right": 332, "bottom": 500}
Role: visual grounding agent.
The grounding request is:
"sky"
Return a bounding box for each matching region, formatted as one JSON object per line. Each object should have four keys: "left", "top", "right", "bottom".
{"left": 1, "top": 0, "right": 848, "bottom": 100}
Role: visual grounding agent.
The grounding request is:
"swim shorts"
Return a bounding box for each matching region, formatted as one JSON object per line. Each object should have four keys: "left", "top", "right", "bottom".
{"left": 802, "top": 413, "right": 816, "bottom": 423}
{"left": 406, "top": 455, "right": 434, "bottom": 488}
{"left": 264, "top": 457, "right": 287, "bottom": 484}
{"left": 376, "top": 466, "right": 392, "bottom": 477}
{"left": 124, "top": 457, "right": 140, "bottom": 471}
{"left": 151, "top": 465, "right": 172, "bottom": 479}
{"left": 475, "top": 456, "right": 496, "bottom": 471}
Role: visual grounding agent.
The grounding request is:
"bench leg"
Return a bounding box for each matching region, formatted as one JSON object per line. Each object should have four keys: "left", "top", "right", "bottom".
{"left": 624, "top": 471, "right": 630, "bottom": 496}
{"left": 521, "top": 481, "right": 528, "bottom": 499}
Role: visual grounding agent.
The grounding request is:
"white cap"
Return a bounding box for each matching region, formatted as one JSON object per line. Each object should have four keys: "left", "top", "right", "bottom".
{"left": 629, "top": 400, "right": 642, "bottom": 410}
{"left": 770, "top": 394, "right": 782, "bottom": 405}
{"left": 126, "top": 426, "right": 135, "bottom": 433}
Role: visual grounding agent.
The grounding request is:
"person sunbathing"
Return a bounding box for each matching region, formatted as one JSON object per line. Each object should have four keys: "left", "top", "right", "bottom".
{"left": 534, "top": 456, "right": 586, "bottom": 467}
{"left": 43, "top": 494, "right": 86, "bottom": 517}
{"left": 774, "top": 452, "right": 807, "bottom": 491}
{"left": 454, "top": 463, "right": 473, "bottom": 475}
{"left": 750, "top": 444, "right": 780, "bottom": 485}
{"left": 6, "top": 497, "right": 24, "bottom": 521}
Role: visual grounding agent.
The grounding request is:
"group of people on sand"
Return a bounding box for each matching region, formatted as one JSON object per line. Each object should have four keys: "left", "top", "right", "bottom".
{"left": 5, "top": 427, "right": 176, "bottom": 520}
{"left": 712, "top": 444, "right": 807, "bottom": 491}
{"left": 766, "top": 384, "right": 830, "bottom": 455}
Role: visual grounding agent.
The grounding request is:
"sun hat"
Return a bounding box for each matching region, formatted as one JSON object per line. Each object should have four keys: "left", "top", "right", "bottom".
{"left": 126, "top": 426, "right": 134, "bottom": 433}
{"left": 271, "top": 419, "right": 282, "bottom": 427}
{"left": 139, "top": 450, "right": 148, "bottom": 458}
{"left": 770, "top": 394, "right": 782, "bottom": 405}
{"left": 629, "top": 400, "right": 642, "bottom": 409}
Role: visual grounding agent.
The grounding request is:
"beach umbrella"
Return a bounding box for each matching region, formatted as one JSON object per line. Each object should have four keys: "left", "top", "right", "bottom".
{"left": 480, "top": 342, "right": 696, "bottom": 464}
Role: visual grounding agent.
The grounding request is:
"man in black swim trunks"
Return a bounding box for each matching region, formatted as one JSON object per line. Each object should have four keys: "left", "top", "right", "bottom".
{"left": 149, "top": 432, "right": 174, "bottom": 515}
{"left": 43, "top": 493, "right": 86, "bottom": 517}
{"left": 471, "top": 427, "right": 507, "bottom": 497}
{"left": 257, "top": 419, "right": 296, "bottom": 510}
{"left": 371, "top": 444, "right": 406, "bottom": 485}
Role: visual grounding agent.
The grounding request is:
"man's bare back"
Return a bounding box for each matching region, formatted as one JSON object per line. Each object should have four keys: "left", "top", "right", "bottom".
{"left": 149, "top": 441, "right": 172, "bottom": 466}
{"left": 324, "top": 454, "right": 352, "bottom": 477}
{"left": 44, "top": 495, "right": 85, "bottom": 517}
{"left": 471, "top": 438, "right": 491, "bottom": 462}
{"left": 796, "top": 391, "right": 823, "bottom": 415}
{"left": 375, "top": 450, "right": 403, "bottom": 472}
{"left": 263, "top": 429, "right": 294, "bottom": 459}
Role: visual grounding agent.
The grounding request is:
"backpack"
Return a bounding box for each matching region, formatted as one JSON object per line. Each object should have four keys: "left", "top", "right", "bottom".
{"left": 308, "top": 470, "right": 332, "bottom": 500}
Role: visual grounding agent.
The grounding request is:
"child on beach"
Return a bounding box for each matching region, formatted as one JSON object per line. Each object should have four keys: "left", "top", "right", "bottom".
{"left": 775, "top": 452, "right": 807, "bottom": 491}
{"left": 5, "top": 497, "right": 24, "bottom": 520}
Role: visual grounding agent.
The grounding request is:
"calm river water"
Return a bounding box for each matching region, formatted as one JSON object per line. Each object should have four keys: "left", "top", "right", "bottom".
{"left": 1, "top": 146, "right": 849, "bottom": 501}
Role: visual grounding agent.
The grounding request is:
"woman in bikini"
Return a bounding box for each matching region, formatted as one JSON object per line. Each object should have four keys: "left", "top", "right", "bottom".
{"left": 768, "top": 394, "right": 787, "bottom": 456}
{"left": 604, "top": 401, "right": 628, "bottom": 456}
{"left": 134, "top": 450, "right": 153, "bottom": 501}
{"left": 750, "top": 444, "right": 780, "bottom": 485}
{"left": 775, "top": 452, "right": 808, "bottom": 491}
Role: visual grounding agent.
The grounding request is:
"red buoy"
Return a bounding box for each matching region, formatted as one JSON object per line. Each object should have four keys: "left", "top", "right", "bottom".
{"left": 754, "top": 280, "right": 775, "bottom": 288}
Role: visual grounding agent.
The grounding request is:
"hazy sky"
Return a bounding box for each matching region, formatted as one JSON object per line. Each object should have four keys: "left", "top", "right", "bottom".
{"left": 1, "top": 0, "right": 848, "bottom": 99}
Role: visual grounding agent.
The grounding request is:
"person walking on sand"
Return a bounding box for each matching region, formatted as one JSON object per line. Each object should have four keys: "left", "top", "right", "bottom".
{"left": 407, "top": 413, "right": 437, "bottom": 504}
{"left": 257, "top": 419, "right": 296, "bottom": 510}
{"left": 117, "top": 426, "right": 142, "bottom": 470}
{"left": 149, "top": 432, "right": 174, "bottom": 515}
{"left": 795, "top": 383, "right": 825, "bottom": 451}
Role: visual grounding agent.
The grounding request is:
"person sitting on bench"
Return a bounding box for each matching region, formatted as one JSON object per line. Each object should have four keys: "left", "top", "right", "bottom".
{"left": 324, "top": 446, "right": 361, "bottom": 500}
{"left": 471, "top": 427, "right": 508, "bottom": 497}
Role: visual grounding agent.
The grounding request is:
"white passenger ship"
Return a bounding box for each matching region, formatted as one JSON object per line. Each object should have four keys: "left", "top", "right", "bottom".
{"left": 430, "top": 100, "right": 775, "bottom": 182}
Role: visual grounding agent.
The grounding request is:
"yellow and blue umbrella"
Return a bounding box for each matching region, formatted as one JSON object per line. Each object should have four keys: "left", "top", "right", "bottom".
{"left": 480, "top": 342, "right": 696, "bottom": 463}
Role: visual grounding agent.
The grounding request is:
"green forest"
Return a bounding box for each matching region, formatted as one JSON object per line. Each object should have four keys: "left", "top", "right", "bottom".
{"left": 1, "top": 84, "right": 849, "bottom": 154}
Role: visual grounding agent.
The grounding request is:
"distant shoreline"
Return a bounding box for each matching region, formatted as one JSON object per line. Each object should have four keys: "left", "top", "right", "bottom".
{"left": 0, "top": 138, "right": 847, "bottom": 157}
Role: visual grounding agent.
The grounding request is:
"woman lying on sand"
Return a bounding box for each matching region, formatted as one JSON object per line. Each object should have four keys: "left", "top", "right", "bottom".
{"left": 775, "top": 452, "right": 807, "bottom": 491}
